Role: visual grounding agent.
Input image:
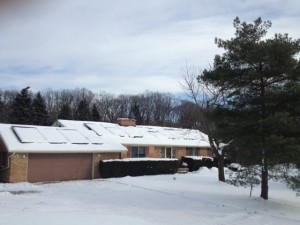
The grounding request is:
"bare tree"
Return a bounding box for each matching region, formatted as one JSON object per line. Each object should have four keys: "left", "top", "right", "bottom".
{"left": 179, "top": 64, "right": 232, "bottom": 182}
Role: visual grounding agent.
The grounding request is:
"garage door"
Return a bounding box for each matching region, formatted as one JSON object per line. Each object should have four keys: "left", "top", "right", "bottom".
{"left": 28, "top": 153, "right": 93, "bottom": 182}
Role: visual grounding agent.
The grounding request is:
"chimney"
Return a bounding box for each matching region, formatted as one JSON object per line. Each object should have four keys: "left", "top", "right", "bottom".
{"left": 117, "top": 118, "right": 136, "bottom": 127}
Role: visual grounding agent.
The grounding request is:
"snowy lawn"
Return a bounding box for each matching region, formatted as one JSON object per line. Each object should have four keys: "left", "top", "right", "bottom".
{"left": 0, "top": 167, "right": 299, "bottom": 225}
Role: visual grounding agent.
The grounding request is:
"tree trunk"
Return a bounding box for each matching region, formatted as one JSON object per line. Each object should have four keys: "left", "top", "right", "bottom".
{"left": 260, "top": 164, "right": 268, "bottom": 200}
{"left": 259, "top": 73, "right": 268, "bottom": 200}
{"left": 218, "top": 154, "right": 225, "bottom": 182}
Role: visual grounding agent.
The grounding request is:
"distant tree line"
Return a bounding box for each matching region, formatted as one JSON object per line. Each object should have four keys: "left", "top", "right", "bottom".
{"left": 0, "top": 87, "right": 200, "bottom": 128}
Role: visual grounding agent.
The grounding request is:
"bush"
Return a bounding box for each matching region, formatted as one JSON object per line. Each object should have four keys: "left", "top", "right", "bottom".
{"left": 182, "top": 156, "right": 215, "bottom": 171}
{"left": 99, "top": 159, "right": 178, "bottom": 178}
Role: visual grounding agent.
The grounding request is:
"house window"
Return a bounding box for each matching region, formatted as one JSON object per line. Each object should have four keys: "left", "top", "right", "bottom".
{"left": 171, "top": 147, "right": 177, "bottom": 158}
{"left": 131, "top": 146, "right": 146, "bottom": 158}
{"left": 159, "top": 147, "right": 166, "bottom": 158}
{"left": 187, "top": 147, "right": 198, "bottom": 156}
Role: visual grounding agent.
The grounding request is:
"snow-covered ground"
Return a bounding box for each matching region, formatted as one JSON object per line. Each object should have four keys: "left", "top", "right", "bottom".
{"left": 0, "top": 167, "right": 299, "bottom": 225}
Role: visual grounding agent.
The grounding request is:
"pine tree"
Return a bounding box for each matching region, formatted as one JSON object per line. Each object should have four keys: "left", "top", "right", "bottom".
{"left": 199, "top": 17, "right": 300, "bottom": 199}
{"left": 58, "top": 103, "right": 72, "bottom": 120}
{"left": 32, "top": 91, "right": 49, "bottom": 125}
{"left": 74, "top": 99, "right": 91, "bottom": 121}
{"left": 129, "top": 102, "right": 143, "bottom": 125}
{"left": 91, "top": 104, "right": 101, "bottom": 121}
{"left": 10, "top": 87, "right": 32, "bottom": 124}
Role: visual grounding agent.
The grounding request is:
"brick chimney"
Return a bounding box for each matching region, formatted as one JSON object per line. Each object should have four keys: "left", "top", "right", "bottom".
{"left": 117, "top": 118, "right": 136, "bottom": 127}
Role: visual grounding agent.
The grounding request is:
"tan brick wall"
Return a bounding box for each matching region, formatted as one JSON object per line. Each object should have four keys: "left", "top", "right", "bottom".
{"left": 93, "top": 153, "right": 120, "bottom": 179}
{"left": 120, "top": 150, "right": 128, "bottom": 159}
{"left": 199, "top": 148, "right": 212, "bottom": 157}
{"left": 149, "top": 146, "right": 160, "bottom": 158}
{"left": 176, "top": 147, "right": 186, "bottom": 160}
{"left": 9, "top": 153, "right": 28, "bottom": 183}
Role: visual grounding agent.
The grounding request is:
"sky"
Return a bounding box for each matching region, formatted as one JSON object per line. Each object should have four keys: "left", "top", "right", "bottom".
{"left": 0, "top": 0, "right": 299, "bottom": 95}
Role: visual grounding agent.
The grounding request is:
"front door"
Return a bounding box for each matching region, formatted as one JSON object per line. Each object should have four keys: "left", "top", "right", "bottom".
{"left": 166, "top": 148, "right": 172, "bottom": 158}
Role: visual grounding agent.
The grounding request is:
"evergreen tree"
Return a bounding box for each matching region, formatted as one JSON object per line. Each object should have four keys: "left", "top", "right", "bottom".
{"left": 74, "top": 99, "right": 91, "bottom": 121}
{"left": 91, "top": 104, "right": 101, "bottom": 121}
{"left": 129, "top": 102, "right": 143, "bottom": 125}
{"left": 10, "top": 87, "right": 32, "bottom": 124}
{"left": 32, "top": 91, "right": 49, "bottom": 125}
{"left": 58, "top": 103, "right": 72, "bottom": 120}
{"left": 199, "top": 17, "right": 300, "bottom": 199}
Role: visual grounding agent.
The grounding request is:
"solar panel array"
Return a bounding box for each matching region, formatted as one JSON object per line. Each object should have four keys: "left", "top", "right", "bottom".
{"left": 12, "top": 126, "right": 102, "bottom": 145}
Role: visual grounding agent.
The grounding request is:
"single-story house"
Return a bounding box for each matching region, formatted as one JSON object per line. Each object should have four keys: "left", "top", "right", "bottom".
{"left": 0, "top": 123, "right": 126, "bottom": 183}
{"left": 54, "top": 118, "right": 212, "bottom": 160}
{"left": 0, "top": 118, "right": 211, "bottom": 183}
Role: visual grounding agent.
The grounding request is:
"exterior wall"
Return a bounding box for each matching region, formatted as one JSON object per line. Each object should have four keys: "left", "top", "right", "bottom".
{"left": 120, "top": 150, "right": 128, "bottom": 159}
{"left": 1, "top": 152, "right": 122, "bottom": 183}
{"left": 151, "top": 147, "right": 162, "bottom": 158}
{"left": 94, "top": 152, "right": 120, "bottom": 179}
{"left": 124, "top": 146, "right": 131, "bottom": 158}
{"left": 176, "top": 147, "right": 186, "bottom": 160}
{"left": 122, "top": 145, "right": 211, "bottom": 159}
{"left": 199, "top": 148, "right": 212, "bottom": 157}
{"left": 8, "top": 153, "right": 28, "bottom": 183}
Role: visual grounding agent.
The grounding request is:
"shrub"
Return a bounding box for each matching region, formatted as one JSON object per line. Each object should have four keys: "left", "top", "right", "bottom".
{"left": 99, "top": 159, "right": 178, "bottom": 178}
{"left": 182, "top": 156, "right": 214, "bottom": 171}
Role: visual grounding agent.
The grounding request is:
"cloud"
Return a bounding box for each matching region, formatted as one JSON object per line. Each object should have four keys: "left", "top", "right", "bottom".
{"left": 0, "top": 0, "right": 299, "bottom": 94}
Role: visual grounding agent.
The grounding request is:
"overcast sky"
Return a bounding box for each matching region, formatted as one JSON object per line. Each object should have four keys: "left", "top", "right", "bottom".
{"left": 0, "top": 0, "right": 299, "bottom": 95}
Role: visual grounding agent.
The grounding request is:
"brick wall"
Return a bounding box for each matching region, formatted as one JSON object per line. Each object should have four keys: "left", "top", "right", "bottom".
{"left": 9, "top": 153, "right": 28, "bottom": 183}
{"left": 176, "top": 147, "right": 186, "bottom": 159}
{"left": 120, "top": 150, "right": 128, "bottom": 159}
{"left": 199, "top": 148, "right": 212, "bottom": 157}
{"left": 149, "top": 146, "right": 160, "bottom": 158}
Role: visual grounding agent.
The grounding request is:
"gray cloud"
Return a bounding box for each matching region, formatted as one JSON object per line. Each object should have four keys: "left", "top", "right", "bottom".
{"left": 0, "top": 0, "right": 299, "bottom": 94}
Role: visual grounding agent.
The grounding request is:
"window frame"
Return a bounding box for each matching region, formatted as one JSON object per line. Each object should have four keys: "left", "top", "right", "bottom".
{"left": 131, "top": 146, "right": 146, "bottom": 158}
{"left": 187, "top": 147, "right": 199, "bottom": 156}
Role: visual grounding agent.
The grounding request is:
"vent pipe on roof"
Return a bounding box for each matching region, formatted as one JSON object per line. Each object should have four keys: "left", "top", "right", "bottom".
{"left": 117, "top": 118, "right": 136, "bottom": 127}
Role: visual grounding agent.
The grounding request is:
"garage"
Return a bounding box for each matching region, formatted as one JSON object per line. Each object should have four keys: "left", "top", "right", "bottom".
{"left": 28, "top": 153, "right": 93, "bottom": 182}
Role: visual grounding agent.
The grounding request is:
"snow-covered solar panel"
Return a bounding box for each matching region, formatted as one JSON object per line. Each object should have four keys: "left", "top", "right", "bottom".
{"left": 163, "top": 128, "right": 185, "bottom": 139}
{"left": 86, "top": 136, "right": 103, "bottom": 145}
{"left": 106, "top": 127, "right": 128, "bottom": 137}
{"left": 38, "top": 128, "right": 68, "bottom": 144}
{"left": 182, "top": 130, "right": 201, "bottom": 140}
{"left": 84, "top": 123, "right": 108, "bottom": 136}
{"left": 122, "top": 126, "right": 143, "bottom": 138}
{"left": 59, "top": 129, "right": 89, "bottom": 144}
{"left": 12, "top": 126, "right": 46, "bottom": 143}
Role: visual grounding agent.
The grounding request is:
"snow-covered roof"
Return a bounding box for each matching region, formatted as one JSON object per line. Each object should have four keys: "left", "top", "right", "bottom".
{"left": 0, "top": 123, "right": 127, "bottom": 153}
{"left": 55, "top": 120, "right": 210, "bottom": 148}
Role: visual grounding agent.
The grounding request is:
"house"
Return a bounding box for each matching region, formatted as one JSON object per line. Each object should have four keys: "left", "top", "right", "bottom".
{"left": 0, "top": 118, "right": 212, "bottom": 183}
{"left": 54, "top": 118, "right": 212, "bottom": 161}
{"left": 0, "top": 123, "right": 127, "bottom": 183}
